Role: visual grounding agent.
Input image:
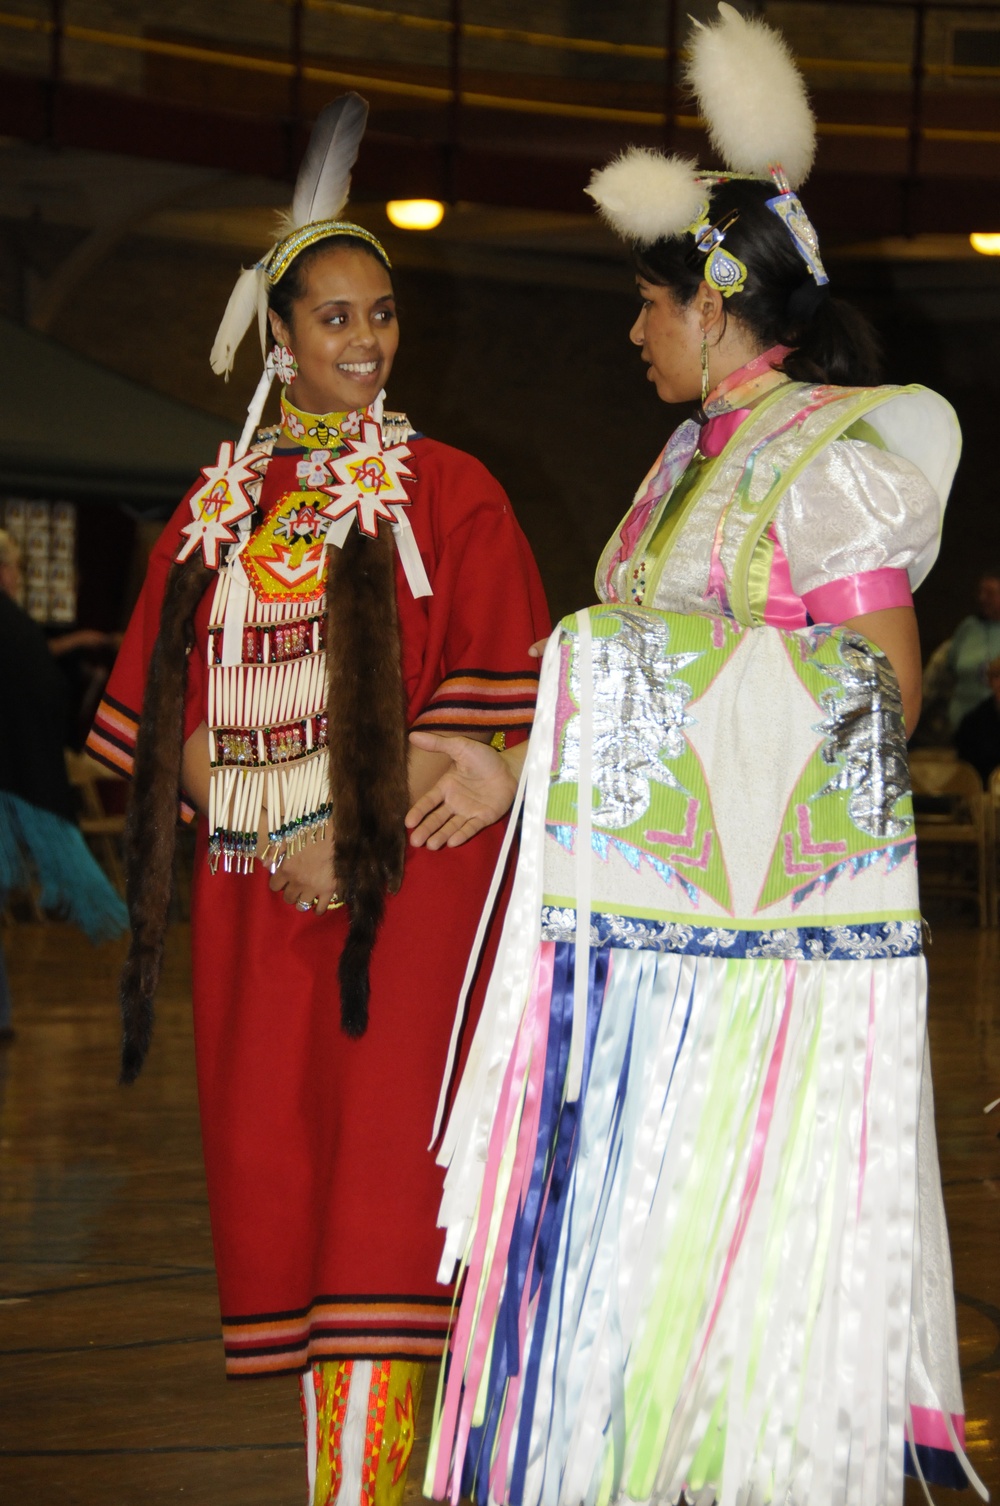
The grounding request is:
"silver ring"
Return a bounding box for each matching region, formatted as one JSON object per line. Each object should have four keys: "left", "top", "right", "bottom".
{"left": 295, "top": 899, "right": 312, "bottom": 912}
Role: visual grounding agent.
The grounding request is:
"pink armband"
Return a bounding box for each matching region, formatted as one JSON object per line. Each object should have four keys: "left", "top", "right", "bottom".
{"left": 801, "top": 567, "right": 913, "bottom": 625}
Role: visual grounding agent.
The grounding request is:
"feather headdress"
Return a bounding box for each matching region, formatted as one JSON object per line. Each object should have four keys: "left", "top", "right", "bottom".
{"left": 586, "top": 3, "right": 826, "bottom": 287}
{"left": 210, "top": 92, "right": 388, "bottom": 451}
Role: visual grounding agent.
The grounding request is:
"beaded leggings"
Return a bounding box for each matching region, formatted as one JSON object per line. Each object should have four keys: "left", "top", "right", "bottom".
{"left": 300, "top": 1359, "right": 425, "bottom": 1506}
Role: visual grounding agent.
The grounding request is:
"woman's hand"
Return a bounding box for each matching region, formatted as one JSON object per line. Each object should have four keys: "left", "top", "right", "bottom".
{"left": 405, "top": 732, "right": 525, "bottom": 850}
{"left": 268, "top": 824, "right": 341, "bottom": 912}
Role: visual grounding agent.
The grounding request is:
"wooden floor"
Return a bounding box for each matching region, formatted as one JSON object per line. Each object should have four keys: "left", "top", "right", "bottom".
{"left": 0, "top": 920, "right": 997, "bottom": 1506}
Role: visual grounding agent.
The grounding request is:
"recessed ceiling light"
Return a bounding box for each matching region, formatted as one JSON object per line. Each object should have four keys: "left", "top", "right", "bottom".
{"left": 386, "top": 199, "right": 446, "bottom": 231}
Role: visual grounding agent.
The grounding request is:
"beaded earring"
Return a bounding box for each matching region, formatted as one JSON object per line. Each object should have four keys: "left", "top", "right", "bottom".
{"left": 700, "top": 329, "right": 710, "bottom": 405}
{"left": 269, "top": 344, "right": 299, "bottom": 385}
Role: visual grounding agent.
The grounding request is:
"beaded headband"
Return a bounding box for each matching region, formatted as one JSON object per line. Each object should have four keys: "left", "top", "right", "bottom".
{"left": 267, "top": 219, "right": 392, "bottom": 285}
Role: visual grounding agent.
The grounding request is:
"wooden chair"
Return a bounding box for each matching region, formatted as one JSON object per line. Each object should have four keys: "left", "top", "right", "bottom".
{"left": 909, "top": 753, "right": 990, "bottom": 927}
{"left": 65, "top": 750, "right": 126, "bottom": 895}
{"left": 987, "top": 767, "right": 1000, "bottom": 925}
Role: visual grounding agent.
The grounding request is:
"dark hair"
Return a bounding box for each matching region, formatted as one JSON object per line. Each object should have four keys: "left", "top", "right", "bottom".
{"left": 268, "top": 233, "right": 393, "bottom": 330}
{"left": 634, "top": 179, "right": 882, "bottom": 387}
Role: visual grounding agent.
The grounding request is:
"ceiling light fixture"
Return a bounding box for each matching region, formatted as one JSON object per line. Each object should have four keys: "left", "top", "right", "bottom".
{"left": 970, "top": 232, "right": 1000, "bottom": 255}
{"left": 385, "top": 199, "right": 445, "bottom": 231}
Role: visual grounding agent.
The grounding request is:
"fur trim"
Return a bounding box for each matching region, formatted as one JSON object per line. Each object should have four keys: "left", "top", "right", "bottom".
{"left": 326, "top": 525, "right": 408, "bottom": 1037}
{"left": 686, "top": 2, "right": 816, "bottom": 189}
{"left": 120, "top": 555, "right": 213, "bottom": 1083}
{"left": 586, "top": 148, "right": 705, "bottom": 245}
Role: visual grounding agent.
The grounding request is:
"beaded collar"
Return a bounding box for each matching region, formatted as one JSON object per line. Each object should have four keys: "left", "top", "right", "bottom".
{"left": 279, "top": 394, "right": 371, "bottom": 453}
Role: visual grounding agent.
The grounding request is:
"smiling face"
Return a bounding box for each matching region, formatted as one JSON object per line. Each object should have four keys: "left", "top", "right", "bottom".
{"left": 630, "top": 276, "right": 708, "bottom": 407}
{"left": 268, "top": 244, "right": 399, "bottom": 415}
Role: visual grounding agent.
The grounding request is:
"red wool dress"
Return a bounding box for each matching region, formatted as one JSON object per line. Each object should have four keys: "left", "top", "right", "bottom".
{"left": 89, "top": 435, "right": 549, "bottom": 1377}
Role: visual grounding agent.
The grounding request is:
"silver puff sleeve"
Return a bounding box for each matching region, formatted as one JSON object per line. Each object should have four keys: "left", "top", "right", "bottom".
{"left": 772, "top": 438, "right": 942, "bottom": 600}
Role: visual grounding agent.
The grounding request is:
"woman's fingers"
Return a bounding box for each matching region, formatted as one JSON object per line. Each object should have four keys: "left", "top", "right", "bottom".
{"left": 407, "top": 795, "right": 462, "bottom": 847}
{"left": 405, "top": 783, "right": 447, "bottom": 830}
{"left": 408, "top": 729, "right": 461, "bottom": 755}
{"left": 527, "top": 636, "right": 550, "bottom": 658}
{"left": 438, "top": 814, "right": 489, "bottom": 850}
{"left": 284, "top": 886, "right": 340, "bottom": 911}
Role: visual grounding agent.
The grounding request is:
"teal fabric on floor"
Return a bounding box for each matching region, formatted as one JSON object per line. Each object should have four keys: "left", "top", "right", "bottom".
{"left": 0, "top": 789, "right": 127, "bottom": 943}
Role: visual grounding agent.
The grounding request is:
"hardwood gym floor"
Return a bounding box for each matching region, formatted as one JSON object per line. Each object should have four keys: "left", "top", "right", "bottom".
{"left": 0, "top": 920, "right": 997, "bottom": 1505}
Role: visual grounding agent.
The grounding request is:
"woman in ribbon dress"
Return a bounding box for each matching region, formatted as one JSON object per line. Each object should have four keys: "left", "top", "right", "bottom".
{"left": 86, "top": 97, "right": 548, "bottom": 1506}
{"left": 410, "top": 11, "right": 980, "bottom": 1506}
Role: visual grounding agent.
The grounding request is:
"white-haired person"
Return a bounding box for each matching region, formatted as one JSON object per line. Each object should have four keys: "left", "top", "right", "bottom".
{"left": 407, "top": 9, "right": 976, "bottom": 1506}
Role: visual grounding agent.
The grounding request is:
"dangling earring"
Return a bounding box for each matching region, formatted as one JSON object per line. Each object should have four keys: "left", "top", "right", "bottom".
{"left": 700, "top": 328, "right": 710, "bottom": 405}
{"left": 269, "top": 344, "right": 298, "bottom": 385}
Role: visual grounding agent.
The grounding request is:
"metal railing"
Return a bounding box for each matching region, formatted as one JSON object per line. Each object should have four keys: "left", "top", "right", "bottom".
{"left": 2, "top": 1, "right": 999, "bottom": 160}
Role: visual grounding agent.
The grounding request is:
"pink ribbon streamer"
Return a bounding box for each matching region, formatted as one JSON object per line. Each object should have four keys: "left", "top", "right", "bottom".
{"left": 434, "top": 944, "right": 556, "bottom": 1502}
{"left": 907, "top": 1404, "right": 967, "bottom": 1451}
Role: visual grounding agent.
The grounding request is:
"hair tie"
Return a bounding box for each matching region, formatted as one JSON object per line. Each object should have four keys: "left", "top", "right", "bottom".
{"left": 787, "top": 278, "right": 829, "bottom": 324}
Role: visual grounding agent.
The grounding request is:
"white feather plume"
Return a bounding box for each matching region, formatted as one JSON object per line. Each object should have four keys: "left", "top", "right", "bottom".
{"left": 210, "top": 262, "right": 268, "bottom": 377}
{"left": 586, "top": 148, "right": 705, "bottom": 245}
{"left": 211, "top": 92, "right": 368, "bottom": 376}
{"left": 275, "top": 92, "right": 369, "bottom": 237}
{"left": 235, "top": 364, "right": 275, "bottom": 459}
{"left": 686, "top": 2, "right": 816, "bottom": 189}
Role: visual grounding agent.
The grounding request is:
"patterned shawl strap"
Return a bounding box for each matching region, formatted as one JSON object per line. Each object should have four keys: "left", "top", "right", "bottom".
{"left": 119, "top": 554, "right": 214, "bottom": 1082}
{"left": 326, "top": 523, "right": 409, "bottom": 1036}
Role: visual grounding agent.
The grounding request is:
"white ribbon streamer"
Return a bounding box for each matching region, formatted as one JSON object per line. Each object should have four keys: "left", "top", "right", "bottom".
{"left": 236, "top": 364, "right": 275, "bottom": 459}
{"left": 433, "top": 629, "right": 562, "bottom": 1281}
{"left": 390, "top": 504, "right": 433, "bottom": 598}
{"left": 568, "top": 608, "right": 594, "bottom": 1103}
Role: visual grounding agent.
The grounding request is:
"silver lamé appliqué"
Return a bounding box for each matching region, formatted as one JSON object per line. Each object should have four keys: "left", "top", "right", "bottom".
{"left": 556, "top": 609, "right": 701, "bottom": 829}
{"left": 814, "top": 633, "right": 912, "bottom": 839}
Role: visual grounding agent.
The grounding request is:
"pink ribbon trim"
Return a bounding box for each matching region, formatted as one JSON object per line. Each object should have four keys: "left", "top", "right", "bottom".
{"left": 762, "top": 534, "right": 808, "bottom": 629}
{"left": 907, "top": 1405, "right": 967, "bottom": 1451}
{"left": 699, "top": 408, "right": 750, "bottom": 459}
{"left": 802, "top": 568, "right": 913, "bottom": 626}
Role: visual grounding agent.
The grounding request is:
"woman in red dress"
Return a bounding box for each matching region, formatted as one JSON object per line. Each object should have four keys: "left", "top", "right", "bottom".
{"left": 88, "top": 96, "right": 548, "bottom": 1506}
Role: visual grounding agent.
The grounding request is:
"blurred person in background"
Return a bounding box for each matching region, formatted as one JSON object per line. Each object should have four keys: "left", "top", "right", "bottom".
{"left": 955, "top": 652, "right": 1000, "bottom": 784}
{"left": 0, "top": 529, "right": 127, "bottom": 1042}
{"left": 945, "top": 570, "right": 1000, "bottom": 732}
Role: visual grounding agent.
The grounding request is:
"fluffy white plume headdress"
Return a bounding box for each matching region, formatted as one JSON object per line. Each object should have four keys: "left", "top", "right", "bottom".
{"left": 687, "top": 2, "right": 816, "bottom": 189}
{"left": 587, "top": 149, "right": 705, "bottom": 247}
{"left": 587, "top": 3, "right": 817, "bottom": 248}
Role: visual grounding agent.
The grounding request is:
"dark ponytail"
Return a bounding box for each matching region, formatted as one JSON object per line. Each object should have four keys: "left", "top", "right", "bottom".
{"left": 635, "top": 178, "right": 882, "bottom": 388}
{"left": 781, "top": 295, "right": 881, "bottom": 386}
